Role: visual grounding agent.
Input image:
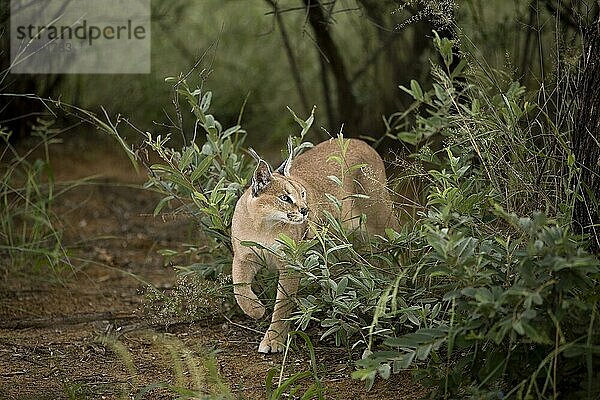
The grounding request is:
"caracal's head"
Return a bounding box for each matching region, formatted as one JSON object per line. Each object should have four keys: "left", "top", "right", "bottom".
{"left": 246, "top": 142, "right": 309, "bottom": 225}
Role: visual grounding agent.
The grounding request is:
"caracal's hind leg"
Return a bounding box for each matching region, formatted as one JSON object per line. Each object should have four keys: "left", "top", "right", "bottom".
{"left": 353, "top": 162, "right": 398, "bottom": 235}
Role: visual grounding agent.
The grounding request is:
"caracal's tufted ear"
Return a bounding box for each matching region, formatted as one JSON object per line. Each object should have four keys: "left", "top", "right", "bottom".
{"left": 275, "top": 137, "right": 294, "bottom": 176}
{"left": 249, "top": 148, "right": 273, "bottom": 197}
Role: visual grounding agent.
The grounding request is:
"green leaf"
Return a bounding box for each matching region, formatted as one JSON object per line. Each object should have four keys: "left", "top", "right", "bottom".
{"left": 200, "top": 91, "right": 212, "bottom": 111}
{"left": 433, "top": 30, "right": 454, "bottom": 67}
{"left": 378, "top": 363, "right": 391, "bottom": 379}
{"left": 149, "top": 163, "right": 179, "bottom": 174}
{"left": 153, "top": 195, "right": 174, "bottom": 216}
{"left": 410, "top": 80, "right": 424, "bottom": 101}
{"left": 473, "top": 287, "right": 493, "bottom": 303}
{"left": 471, "top": 98, "right": 480, "bottom": 114}
{"left": 433, "top": 83, "right": 446, "bottom": 102}
{"left": 521, "top": 322, "right": 551, "bottom": 344}
{"left": 326, "top": 155, "right": 343, "bottom": 165}
{"left": 324, "top": 193, "right": 341, "bottom": 210}
{"left": 192, "top": 190, "right": 208, "bottom": 206}
{"left": 271, "top": 371, "right": 312, "bottom": 399}
{"left": 265, "top": 367, "right": 278, "bottom": 397}
{"left": 395, "top": 351, "right": 416, "bottom": 370}
{"left": 450, "top": 58, "right": 467, "bottom": 79}
{"left": 327, "top": 175, "right": 343, "bottom": 186}
{"left": 348, "top": 193, "right": 370, "bottom": 200}
{"left": 222, "top": 124, "right": 241, "bottom": 139}
{"left": 384, "top": 327, "right": 448, "bottom": 348}
{"left": 397, "top": 131, "right": 421, "bottom": 145}
{"left": 190, "top": 156, "right": 214, "bottom": 183}
{"left": 287, "top": 105, "right": 316, "bottom": 139}
{"left": 351, "top": 369, "right": 377, "bottom": 391}
{"left": 512, "top": 320, "right": 524, "bottom": 335}
{"left": 277, "top": 234, "right": 296, "bottom": 250}
{"left": 320, "top": 325, "right": 340, "bottom": 340}
{"left": 347, "top": 163, "right": 368, "bottom": 173}
{"left": 567, "top": 152, "right": 575, "bottom": 167}
{"left": 336, "top": 276, "right": 348, "bottom": 296}
{"left": 178, "top": 146, "right": 195, "bottom": 169}
{"left": 325, "top": 243, "right": 353, "bottom": 257}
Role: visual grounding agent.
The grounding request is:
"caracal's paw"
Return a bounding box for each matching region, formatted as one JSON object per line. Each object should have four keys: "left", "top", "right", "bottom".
{"left": 258, "top": 329, "right": 287, "bottom": 353}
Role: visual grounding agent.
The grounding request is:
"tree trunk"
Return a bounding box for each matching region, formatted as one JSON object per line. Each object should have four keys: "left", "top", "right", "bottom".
{"left": 265, "top": 0, "right": 310, "bottom": 118}
{"left": 572, "top": 17, "right": 600, "bottom": 253}
{"left": 303, "top": 0, "right": 360, "bottom": 135}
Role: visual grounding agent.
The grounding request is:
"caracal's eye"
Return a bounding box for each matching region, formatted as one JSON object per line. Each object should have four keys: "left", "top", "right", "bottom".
{"left": 279, "top": 194, "right": 293, "bottom": 203}
{"left": 301, "top": 191, "right": 306, "bottom": 199}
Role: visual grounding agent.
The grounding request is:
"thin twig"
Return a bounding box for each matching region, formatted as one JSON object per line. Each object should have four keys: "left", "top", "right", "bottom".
{"left": 222, "top": 314, "right": 264, "bottom": 335}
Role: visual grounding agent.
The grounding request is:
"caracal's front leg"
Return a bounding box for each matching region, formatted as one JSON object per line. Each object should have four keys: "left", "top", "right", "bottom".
{"left": 232, "top": 252, "right": 265, "bottom": 320}
{"left": 258, "top": 272, "right": 299, "bottom": 353}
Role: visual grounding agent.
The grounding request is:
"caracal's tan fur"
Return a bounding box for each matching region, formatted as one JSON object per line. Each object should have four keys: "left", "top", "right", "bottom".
{"left": 231, "top": 138, "right": 397, "bottom": 353}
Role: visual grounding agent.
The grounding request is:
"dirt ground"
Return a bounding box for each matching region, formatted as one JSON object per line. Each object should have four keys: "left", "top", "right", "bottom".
{"left": 0, "top": 135, "right": 425, "bottom": 399}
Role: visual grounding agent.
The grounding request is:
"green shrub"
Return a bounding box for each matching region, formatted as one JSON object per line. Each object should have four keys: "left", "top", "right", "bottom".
{"left": 141, "top": 76, "right": 253, "bottom": 278}
{"left": 350, "top": 34, "right": 600, "bottom": 399}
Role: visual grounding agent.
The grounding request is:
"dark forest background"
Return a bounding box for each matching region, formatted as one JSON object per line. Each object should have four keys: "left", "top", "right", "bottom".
{"left": 2, "top": 0, "right": 597, "bottom": 147}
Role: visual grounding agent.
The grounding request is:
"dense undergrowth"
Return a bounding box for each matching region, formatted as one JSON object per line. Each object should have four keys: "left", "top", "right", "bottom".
{"left": 112, "top": 30, "right": 600, "bottom": 399}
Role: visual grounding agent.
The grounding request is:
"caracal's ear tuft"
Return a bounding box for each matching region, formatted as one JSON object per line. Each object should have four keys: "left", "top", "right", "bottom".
{"left": 250, "top": 148, "right": 273, "bottom": 197}
{"left": 275, "top": 137, "right": 294, "bottom": 176}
